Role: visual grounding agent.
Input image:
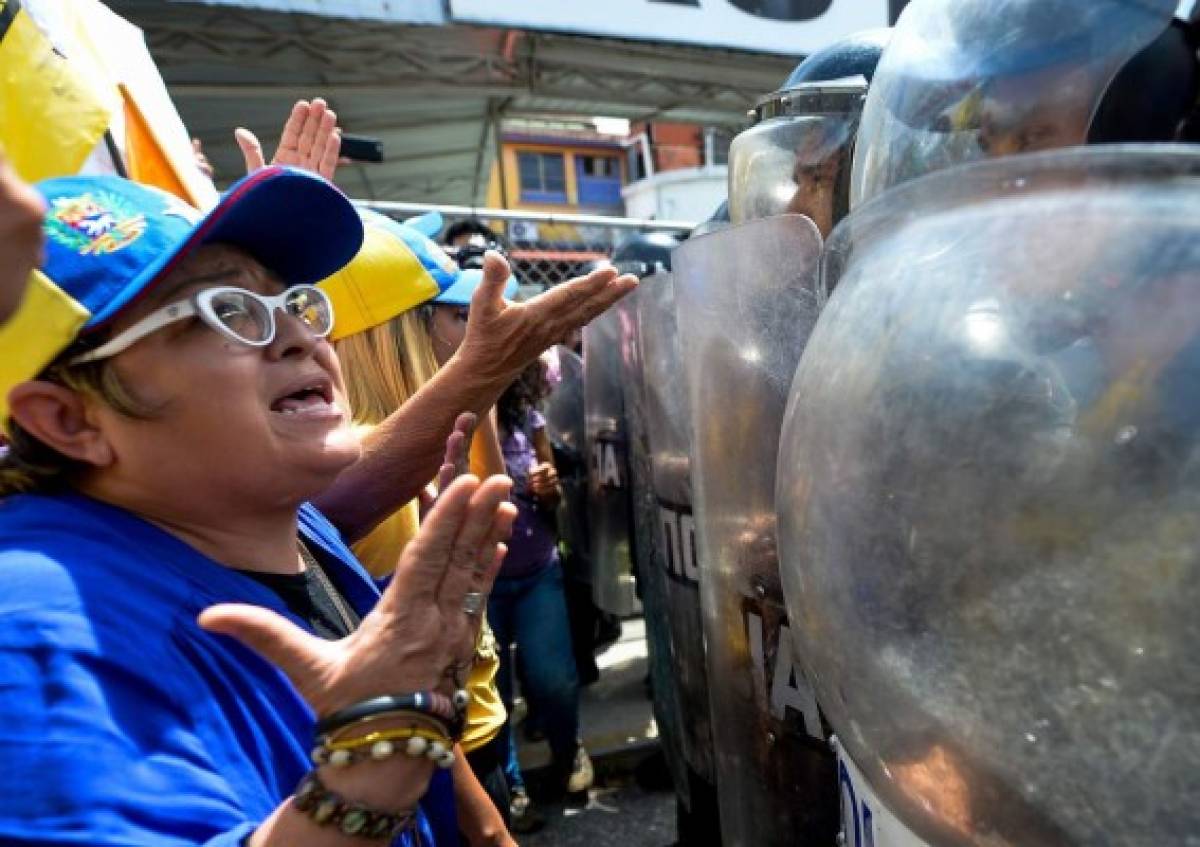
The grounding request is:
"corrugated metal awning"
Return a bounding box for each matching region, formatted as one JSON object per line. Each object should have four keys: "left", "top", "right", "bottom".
{"left": 109, "top": 0, "right": 795, "bottom": 205}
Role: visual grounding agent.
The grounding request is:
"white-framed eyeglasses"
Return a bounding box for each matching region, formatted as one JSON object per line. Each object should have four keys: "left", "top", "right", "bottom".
{"left": 71, "top": 285, "right": 335, "bottom": 365}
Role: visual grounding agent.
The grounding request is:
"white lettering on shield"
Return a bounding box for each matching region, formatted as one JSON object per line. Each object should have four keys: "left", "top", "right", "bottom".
{"left": 592, "top": 440, "right": 624, "bottom": 488}
{"left": 658, "top": 504, "right": 700, "bottom": 586}
{"left": 747, "top": 610, "right": 822, "bottom": 738}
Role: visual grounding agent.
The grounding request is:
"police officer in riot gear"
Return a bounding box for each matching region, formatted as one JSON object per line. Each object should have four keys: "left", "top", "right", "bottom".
{"left": 851, "top": 0, "right": 1198, "bottom": 206}
{"left": 729, "top": 27, "right": 890, "bottom": 233}
{"left": 663, "top": 27, "right": 893, "bottom": 847}
{"left": 774, "top": 2, "right": 1200, "bottom": 845}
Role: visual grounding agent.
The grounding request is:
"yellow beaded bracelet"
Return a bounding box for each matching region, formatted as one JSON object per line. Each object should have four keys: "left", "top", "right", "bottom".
{"left": 313, "top": 726, "right": 456, "bottom": 770}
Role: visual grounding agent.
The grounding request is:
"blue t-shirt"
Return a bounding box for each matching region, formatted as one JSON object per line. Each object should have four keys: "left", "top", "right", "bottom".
{"left": 0, "top": 491, "right": 451, "bottom": 846}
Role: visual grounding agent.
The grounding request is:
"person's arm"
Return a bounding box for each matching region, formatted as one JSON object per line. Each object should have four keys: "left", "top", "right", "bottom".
{"left": 316, "top": 252, "right": 636, "bottom": 543}
{"left": 451, "top": 745, "right": 518, "bottom": 847}
{"left": 469, "top": 409, "right": 506, "bottom": 480}
{"left": 201, "top": 474, "right": 518, "bottom": 846}
{"left": 527, "top": 423, "right": 562, "bottom": 510}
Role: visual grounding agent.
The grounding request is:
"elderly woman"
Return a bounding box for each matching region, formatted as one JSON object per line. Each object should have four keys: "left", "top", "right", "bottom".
{"left": 321, "top": 210, "right": 518, "bottom": 846}
{"left": 0, "top": 166, "right": 512, "bottom": 846}
{"left": 0, "top": 167, "right": 635, "bottom": 846}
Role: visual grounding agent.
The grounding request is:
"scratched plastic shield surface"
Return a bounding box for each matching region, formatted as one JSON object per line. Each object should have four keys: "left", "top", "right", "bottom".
{"left": 778, "top": 146, "right": 1200, "bottom": 846}
{"left": 545, "top": 347, "right": 590, "bottom": 575}
{"left": 851, "top": 0, "right": 1176, "bottom": 208}
{"left": 584, "top": 306, "right": 638, "bottom": 616}
{"left": 674, "top": 215, "right": 837, "bottom": 846}
{"left": 636, "top": 266, "right": 719, "bottom": 794}
{"left": 611, "top": 280, "right": 691, "bottom": 801}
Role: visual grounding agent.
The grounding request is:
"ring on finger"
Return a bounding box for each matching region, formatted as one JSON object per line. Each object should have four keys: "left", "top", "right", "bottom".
{"left": 462, "top": 591, "right": 486, "bottom": 617}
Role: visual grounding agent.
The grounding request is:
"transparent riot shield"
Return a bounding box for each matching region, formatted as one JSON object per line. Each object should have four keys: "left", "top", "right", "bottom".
{"left": 545, "top": 346, "right": 591, "bottom": 594}
{"left": 611, "top": 279, "right": 693, "bottom": 810}
{"left": 584, "top": 307, "right": 639, "bottom": 617}
{"left": 851, "top": 0, "right": 1176, "bottom": 207}
{"left": 636, "top": 265, "right": 722, "bottom": 824}
{"left": 674, "top": 214, "right": 836, "bottom": 846}
{"left": 778, "top": 146, "right": 1200, "bottom": 846}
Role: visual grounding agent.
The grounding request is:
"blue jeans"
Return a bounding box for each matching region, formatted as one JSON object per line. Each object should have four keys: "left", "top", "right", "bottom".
{"left": 488, "top": 561, "right": 581, "bottom": 784}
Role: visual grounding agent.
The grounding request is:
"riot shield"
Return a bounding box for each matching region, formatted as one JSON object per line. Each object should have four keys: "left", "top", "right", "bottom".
{"left": 611, "top": 278, "right": 694, "bottom": 812}
{"left": 674, "top": 214, "right": 836, "bottom": 846}
{"left": 636, "top": 265, "right": 722, "bottom": 822}
{"left": 851, "top": 0, "right": 1176, "bottom": 207}
{"left": 584, "top": 307, "right": 639, "bottom": 617}
{"left": 545, "top": 346, "right": 586, "bottom": 460}
{"left": 544, "top": 346, "right": 591, "bottom": 590}
{"left": 729, "top": 81, "right": 866, "bottom": 234}
{"left": 778, "top": 146, "right": 1200, "bottom": 845}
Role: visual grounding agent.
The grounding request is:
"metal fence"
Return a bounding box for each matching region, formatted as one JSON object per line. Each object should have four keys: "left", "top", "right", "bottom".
{"left": 357, "top": 201, "right": 695, "bottom": 292}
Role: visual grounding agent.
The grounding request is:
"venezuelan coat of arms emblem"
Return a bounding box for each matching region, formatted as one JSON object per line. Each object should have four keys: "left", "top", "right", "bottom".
{"left": 46, "top": 192, "right": 147, "bottom": 255}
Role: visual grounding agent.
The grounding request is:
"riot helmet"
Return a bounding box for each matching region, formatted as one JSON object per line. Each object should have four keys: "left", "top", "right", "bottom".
{"left": 611, "top": 231, "right": 680, "bottom": 279}
{"left": 851, "top": 0, "right": 1192, "bottom": 206}
{"left": 728, "top": 28, "right": 890, "bottom": 233}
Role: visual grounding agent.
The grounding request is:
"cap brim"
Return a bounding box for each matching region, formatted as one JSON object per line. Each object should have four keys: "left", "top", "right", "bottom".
{"left": 403, "top": 210, "right": 444, "bottom": 239}
{"left": 85, "top": 167, "right": 364, "bottom": 329}
{"left": 433, "top": 269, "right": 519, "bottom": 306}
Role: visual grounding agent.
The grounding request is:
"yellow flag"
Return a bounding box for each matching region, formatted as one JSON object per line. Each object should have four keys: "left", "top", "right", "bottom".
{"left": 0, "top": 0, "right": 112, "bottom": 182}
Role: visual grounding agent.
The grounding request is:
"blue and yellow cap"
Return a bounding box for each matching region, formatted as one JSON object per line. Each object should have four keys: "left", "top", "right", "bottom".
{"left": 0, "top": 166, "right": 363, "bottom": 422}
{"left": 319, "top": 208, "right": 461, "bottom": 340}
{"left": 433, "top": 268, "right": 519, "bottom": 307}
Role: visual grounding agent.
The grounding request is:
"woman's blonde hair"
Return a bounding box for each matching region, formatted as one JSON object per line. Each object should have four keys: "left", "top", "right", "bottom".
{"left": 0, "top": 358, "right": 157, "bottom": 497}
{"left": 335, "top": 308, "right": 439, "bottom": 425}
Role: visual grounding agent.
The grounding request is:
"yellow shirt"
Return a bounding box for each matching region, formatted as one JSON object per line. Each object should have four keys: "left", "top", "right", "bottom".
{"left": 349, "top": 425, "right": 507, "bottom": 754}
{"left": 352, "top": 498, "right": 421, "bottom": 579}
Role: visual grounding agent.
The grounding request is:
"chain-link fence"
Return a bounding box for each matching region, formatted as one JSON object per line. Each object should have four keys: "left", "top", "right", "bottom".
{"left": 357, "top": 201, "right": 694, "bottom": 295}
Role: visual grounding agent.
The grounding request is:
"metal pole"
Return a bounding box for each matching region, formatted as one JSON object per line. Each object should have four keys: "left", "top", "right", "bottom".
{"left": 355, "top": 199, "right": 696, "bottom": 233}
{"left": 492, "top": 99, "right": 511, "bottom": 210}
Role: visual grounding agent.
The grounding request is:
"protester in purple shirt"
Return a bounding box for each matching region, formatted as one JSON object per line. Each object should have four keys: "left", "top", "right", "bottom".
{"left": 498, "top": 406, "right": 560, "bottom": 579}
{"left": 488, "top": 359, "right": 594, "bottom": 800}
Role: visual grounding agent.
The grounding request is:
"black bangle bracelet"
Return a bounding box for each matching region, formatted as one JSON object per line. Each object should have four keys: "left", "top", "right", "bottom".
{"left": 316, "top": 693, "right": 453, "bottom": 737}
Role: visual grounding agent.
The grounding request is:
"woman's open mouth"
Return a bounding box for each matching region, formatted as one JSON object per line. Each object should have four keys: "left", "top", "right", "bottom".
{"left": 269, "top": 376, "right": 342, "bottom": 419}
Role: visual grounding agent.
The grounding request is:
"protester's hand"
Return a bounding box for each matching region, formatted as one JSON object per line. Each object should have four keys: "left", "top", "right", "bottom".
{"left": 0, "top": 152, "right": 45, "bottom": 324}
{"left": 235, "top": 98, "right": 341, "bottom": 181}
{"left": 457, "top": 251, "right": 637, "bottom": 388}
{"left": 528, "top": 462, "right": 560, "bottom": 505}
{"left": 191, "top": 138, "right": 215, "bottom": 180}
{"left": 419, "top": 412, "right": 478, "bottom": 519}
{"left": 199, "top": 474, "right": 516, "bottom": 716}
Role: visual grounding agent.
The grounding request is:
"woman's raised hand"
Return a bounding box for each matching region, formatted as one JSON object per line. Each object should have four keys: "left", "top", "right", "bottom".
{"left": 199, "top": 474, "right": 516, "bottom": 717}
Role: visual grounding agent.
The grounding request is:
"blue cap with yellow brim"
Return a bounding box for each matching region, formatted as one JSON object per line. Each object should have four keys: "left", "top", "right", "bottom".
{"left": 0, "top": 165, "right": 364, "bottom": 423}
{"left": 319, "top": 208, "right": 461, "bottom": 341}
{"left": 433, "top": 268, "right": 519, "bottom": 307}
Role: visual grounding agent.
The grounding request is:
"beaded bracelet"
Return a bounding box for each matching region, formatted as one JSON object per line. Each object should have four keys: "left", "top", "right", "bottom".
{"left": 315, "top": 691, "right": 468, "bottom": 738}
{"left": 293, "top": 770, "right": 417, "bottom": 840}
{"left": 313, "top": 727, "right": 457, "bottom": 770}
